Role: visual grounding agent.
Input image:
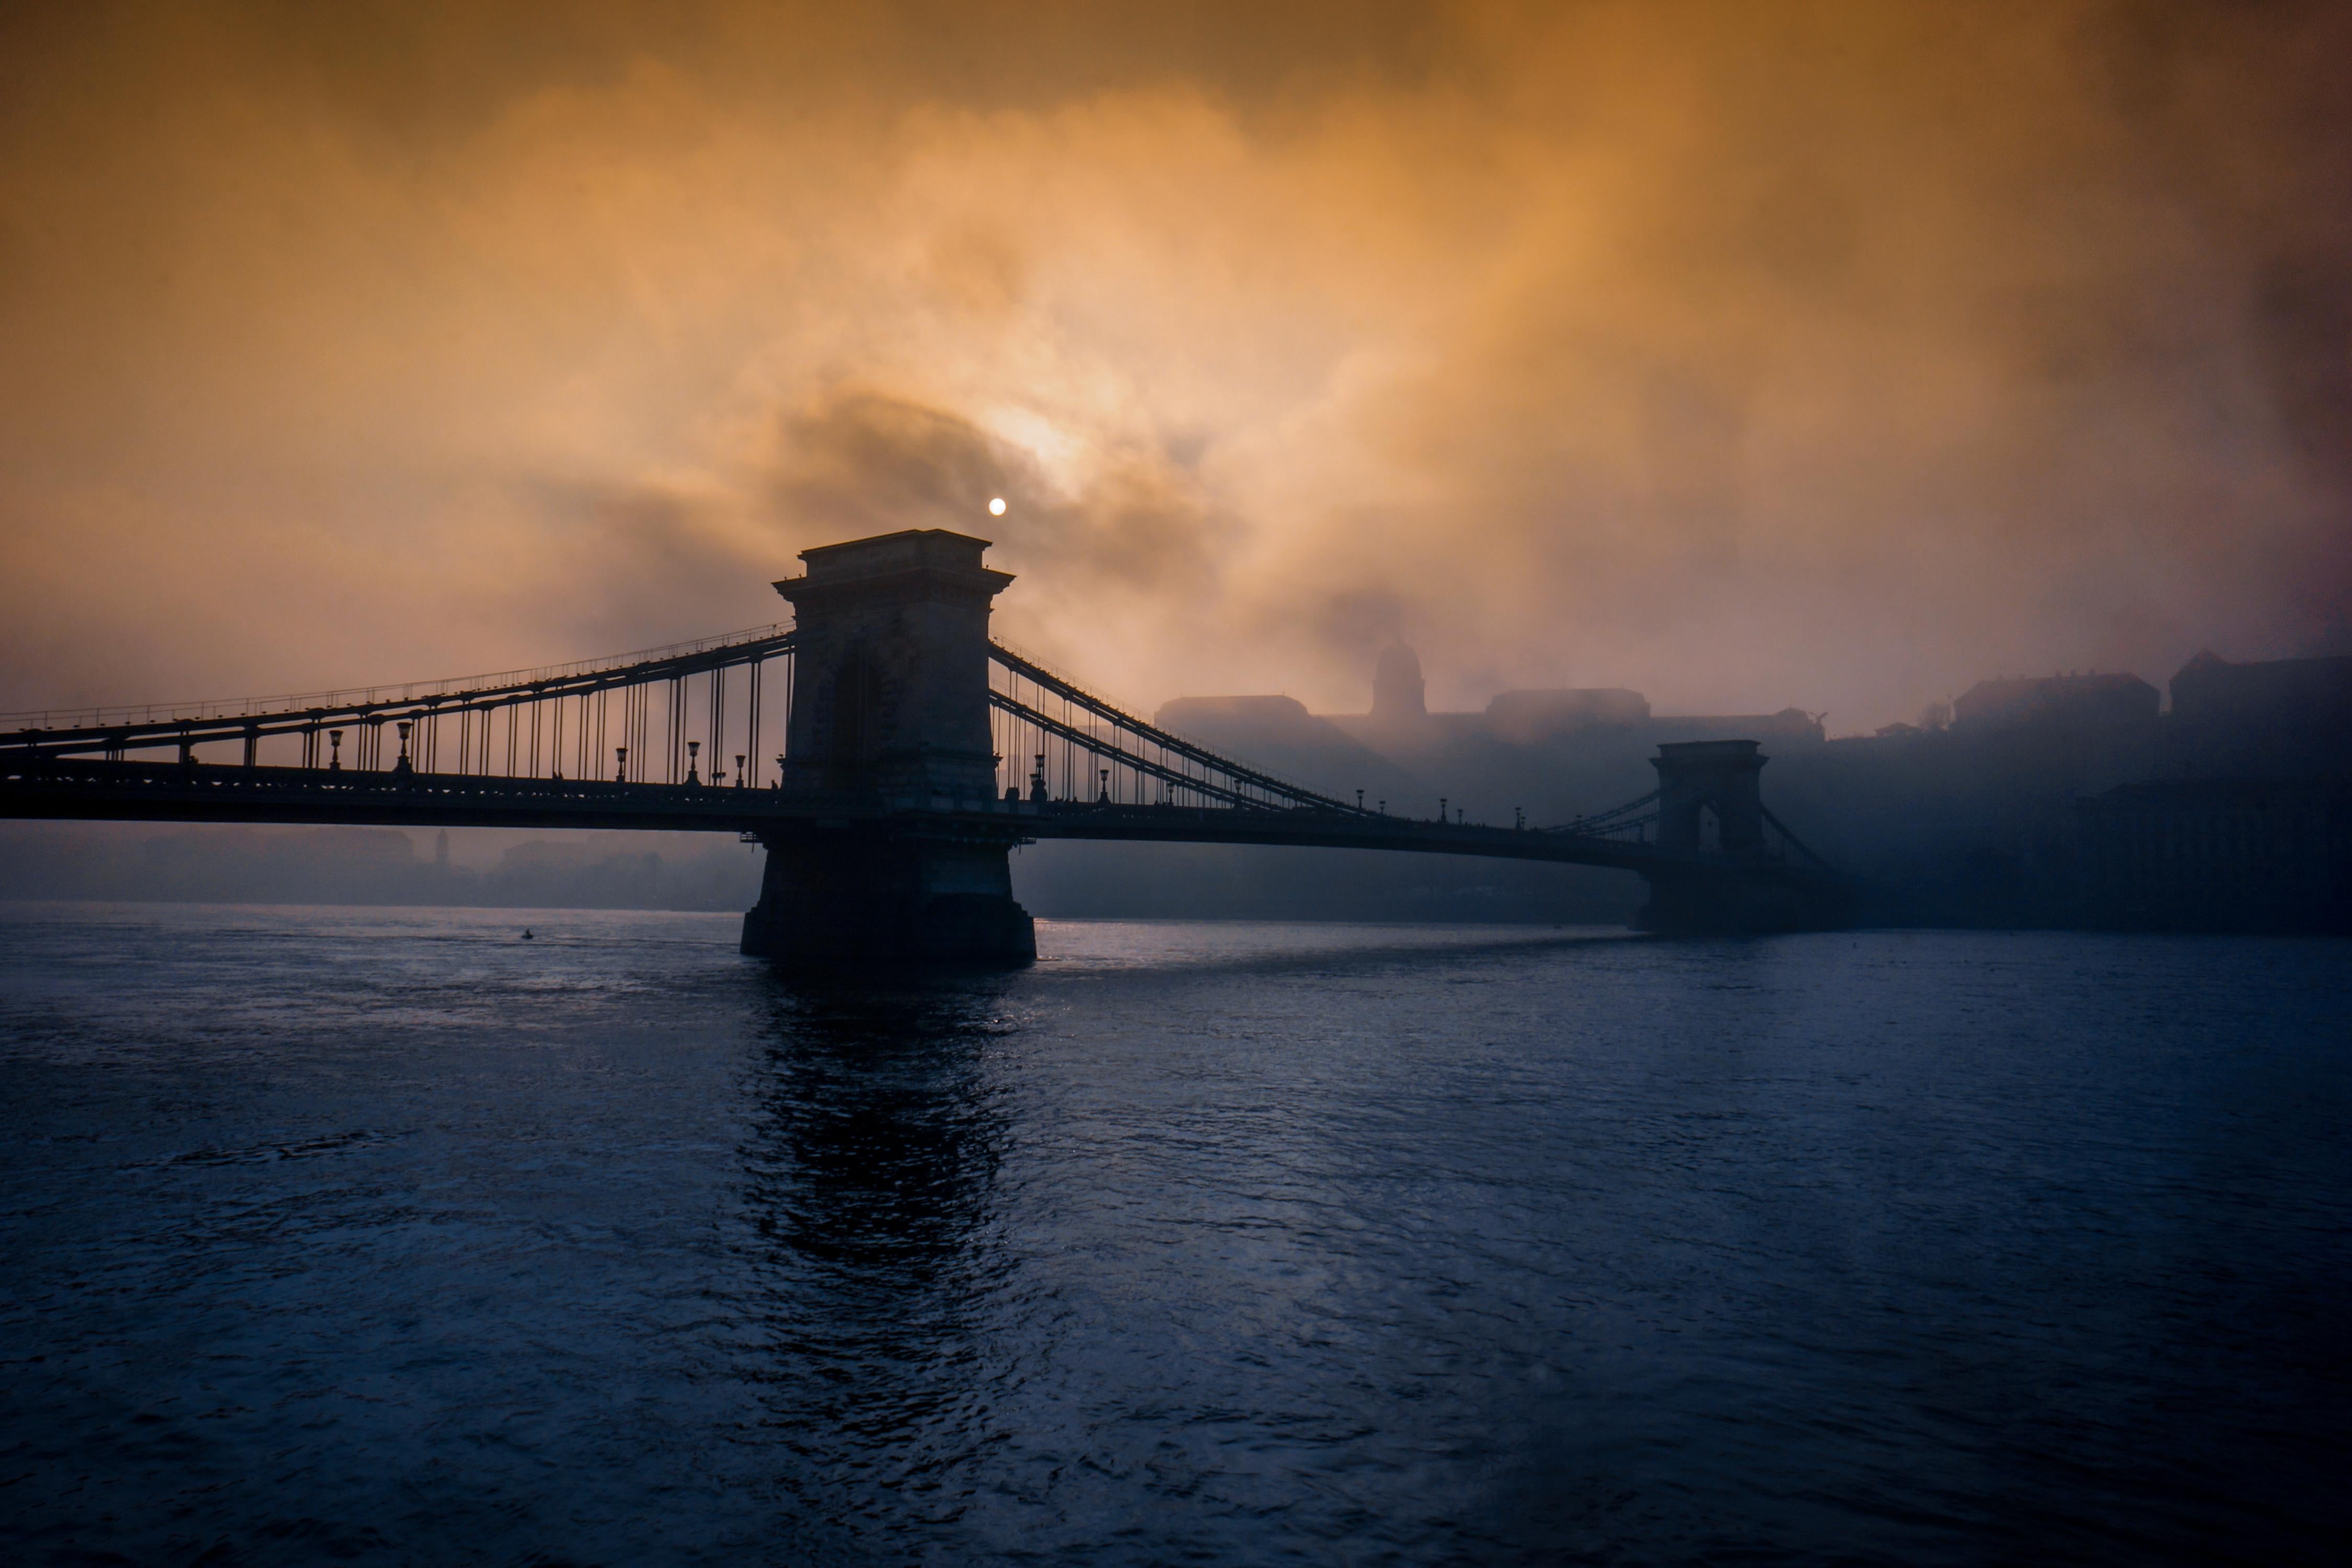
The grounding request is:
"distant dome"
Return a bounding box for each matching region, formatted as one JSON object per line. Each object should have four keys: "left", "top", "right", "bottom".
{"left": 1373, "top": 643, "right": 1426, "bottom": 719}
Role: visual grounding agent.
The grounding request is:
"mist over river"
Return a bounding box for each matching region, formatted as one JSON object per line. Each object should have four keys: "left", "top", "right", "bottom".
{"left": 2, "top": 905, "right": 2345, "bottom": 1565}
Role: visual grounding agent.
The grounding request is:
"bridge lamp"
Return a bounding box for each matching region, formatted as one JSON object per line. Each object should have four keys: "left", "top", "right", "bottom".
{"left": 328, "top": 729, "right": 343, "bottom": 771}
{"left": 988, "top": 497, "right": 1007, "bottom": 516}
{"left": 735, "top": 754, "right": 746, "bottom": 788}
{"left": 686, "top": 740, "right": 701, "bottom": 785}
{"left": 615, "top": 745, "right": 628, "bottom": 782}
{"left": 396, "top": 721, "right": 412, "bottom": 764}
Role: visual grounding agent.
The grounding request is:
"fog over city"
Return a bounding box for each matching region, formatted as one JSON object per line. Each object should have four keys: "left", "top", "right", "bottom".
{"left": 7, "top": 17, "right": 2352, "bottom": 1563}
{"left": 4, "top": 1, "right": 2347, "bottom": 734}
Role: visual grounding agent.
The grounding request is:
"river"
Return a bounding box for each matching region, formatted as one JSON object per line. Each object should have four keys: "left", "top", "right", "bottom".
{"left": 2, "top": 904, "right": 2345, "bottom": 1564}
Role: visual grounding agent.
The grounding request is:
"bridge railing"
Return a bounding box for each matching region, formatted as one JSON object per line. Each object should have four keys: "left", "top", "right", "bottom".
{"left": 1760, "top": 804, "right": 1841, "bottom": 875}
{"left": 5, "top": 614, "right": 1831, "bottom": 878}
{"left": 1539, "top": 790, "right": 1659, "bottom": 840}
{"left": 4, "top": 627, "right": 799, "bottom": 790}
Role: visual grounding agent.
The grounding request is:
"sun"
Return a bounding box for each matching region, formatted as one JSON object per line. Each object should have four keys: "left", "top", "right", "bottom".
{"left": 988, "top": 497, "right": 1007, "bottom": 516}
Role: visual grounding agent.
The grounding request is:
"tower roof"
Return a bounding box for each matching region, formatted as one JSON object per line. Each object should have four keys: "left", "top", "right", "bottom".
{"left": 774, "top": 528, "right": 1013, "bottom": 605}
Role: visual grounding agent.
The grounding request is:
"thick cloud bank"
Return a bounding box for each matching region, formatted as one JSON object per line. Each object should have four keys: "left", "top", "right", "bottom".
{"left": 3, "top": 1, "right": 2345, "bottom": 728}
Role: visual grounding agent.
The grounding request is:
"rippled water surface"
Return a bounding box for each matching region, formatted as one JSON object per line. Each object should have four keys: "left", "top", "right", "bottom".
{"left": 2, "top": 904, "right": 2346, "bottom": 1565}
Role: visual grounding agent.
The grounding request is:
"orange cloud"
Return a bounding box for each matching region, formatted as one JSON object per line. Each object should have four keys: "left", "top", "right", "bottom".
{"left": 1, "top": 1, "right": 2345, "bottom": 728}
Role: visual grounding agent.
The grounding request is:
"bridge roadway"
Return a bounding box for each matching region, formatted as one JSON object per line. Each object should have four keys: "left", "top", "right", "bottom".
{"left": 0, "top": 756, "right": 1805, "bottom": 884}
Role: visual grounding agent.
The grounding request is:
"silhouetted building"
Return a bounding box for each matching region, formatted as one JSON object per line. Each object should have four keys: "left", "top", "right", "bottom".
{"left": 1158, "top": 642, "right": 2352, "bottom": 930}
{"left": 1346, "top": 644, "right": 1813, "bottom": 753}
{"left": 1162, "top": 694, "right": 1314, "bottom": 729}
{"left": 1953, "top": 672, "right": 2159, "bottom": 731}
{"left": 1483, "top": 687, "right": 1651, "bottom": 744}
{"left": 2078, "top": 779, "right": 2352, "bottom": 931}
{"left": 1650, "top": 708, "right": 1824, "bottom": 745}
{"left": 1155, "top": 694, "right": 1423, "bottom": 805}
{"left": 2167, "top": 649, "right": 2352, "bottom": 778}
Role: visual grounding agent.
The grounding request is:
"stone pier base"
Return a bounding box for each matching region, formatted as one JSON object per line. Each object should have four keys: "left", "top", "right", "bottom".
{"left": 1635, "top": 869, "right": 1854, "bottom": 936}
{"left": 741, "top": 828, "right": 1037, "bottom": 970}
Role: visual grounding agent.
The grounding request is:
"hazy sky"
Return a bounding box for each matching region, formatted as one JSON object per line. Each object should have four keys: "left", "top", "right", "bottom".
{"left": 3, "top": 1, "right": 2346, "bottom": 731}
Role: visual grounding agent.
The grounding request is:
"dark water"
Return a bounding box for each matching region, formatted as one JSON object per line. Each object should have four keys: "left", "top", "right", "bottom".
{"left": 1, "top": 905, "right": 2346, "bottom": 1566}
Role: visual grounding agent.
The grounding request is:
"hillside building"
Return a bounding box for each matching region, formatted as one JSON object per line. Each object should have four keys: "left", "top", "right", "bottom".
{"left": 1952, "top": 672, "right": 2159, "bottom": 731}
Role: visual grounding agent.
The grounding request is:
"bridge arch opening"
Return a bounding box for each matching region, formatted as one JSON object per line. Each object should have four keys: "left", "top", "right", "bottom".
{"left": 1652, "top": 740, "right": 1766, "bottom": 855}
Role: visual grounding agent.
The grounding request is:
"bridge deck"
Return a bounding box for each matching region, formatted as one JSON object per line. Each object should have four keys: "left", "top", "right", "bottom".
{"left": 0, "top": 759, "right": 1830, "bottom": 885}
{"left": 0, "top": 537, "right": 1849, "bottom": 941}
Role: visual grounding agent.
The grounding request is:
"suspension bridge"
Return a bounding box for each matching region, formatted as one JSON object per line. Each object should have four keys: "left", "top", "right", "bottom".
{"left": 0, "top": 529, "right": 1849, "bottom": 962}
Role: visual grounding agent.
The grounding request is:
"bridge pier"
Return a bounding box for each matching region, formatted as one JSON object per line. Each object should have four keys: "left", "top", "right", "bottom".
{"left": 1634, "top": 867, "right": 1850, "bottom": 935}
{"left": 740, "top": 825, "right": 1036, "bottom": 970}
{"left": 743, "top": 527, "right": 1036, "bottom": 969}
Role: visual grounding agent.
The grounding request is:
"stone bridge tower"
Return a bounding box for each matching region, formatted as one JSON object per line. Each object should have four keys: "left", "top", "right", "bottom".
{"left": 740, "top": 529, "right": 1036, "bottom": 968}
{"left": 776, "top": 529, "right": 1010, "bottom": 802}
{"left": 1638, "top": 738, "right": 1845, "bottom": 932}
{"left": 1651, "top": 740, "right": 1767, "bottom": 853}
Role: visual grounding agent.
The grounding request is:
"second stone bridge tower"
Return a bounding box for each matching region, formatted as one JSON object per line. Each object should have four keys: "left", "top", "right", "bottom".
{"left": 740, "top": 529, "right": 1036, "bottom": 967}
{"left": 1651, "top": 739, "right": 1767, "bottom": 853}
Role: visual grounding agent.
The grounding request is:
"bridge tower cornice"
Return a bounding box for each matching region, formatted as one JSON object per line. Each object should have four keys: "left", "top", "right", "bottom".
{"left": 773, "top": 528, "right": 1014, "bottom": 611}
